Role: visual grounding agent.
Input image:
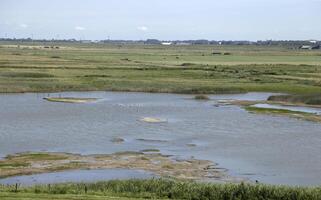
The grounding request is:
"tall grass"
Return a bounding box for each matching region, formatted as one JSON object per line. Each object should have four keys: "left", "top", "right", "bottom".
{"left": 1, "top": 179, "right": 321, "bottom": 200}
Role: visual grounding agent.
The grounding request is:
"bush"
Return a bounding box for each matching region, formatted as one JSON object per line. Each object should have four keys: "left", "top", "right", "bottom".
{"left": 194, "top": 94, "right": 210, "bottom": 100}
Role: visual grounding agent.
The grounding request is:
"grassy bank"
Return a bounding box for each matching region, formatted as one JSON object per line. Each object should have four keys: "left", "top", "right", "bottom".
{"left": 1, "top": 179, "right": 321, "bottom": 200}
{"left": 268, "top": 94, "right": 321, "bottom": 106}
{"left": 0, "top": 42, "right": 321, "bottom": 94}
{"left": 245, "top": 106, "right": 321, "bottom": 122}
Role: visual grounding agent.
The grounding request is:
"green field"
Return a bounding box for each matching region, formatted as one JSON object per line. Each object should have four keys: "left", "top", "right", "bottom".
{"left": 1, "top": 42, "right": 321, "bottom": 94}
{"left": 1, "top": 179, "right": 321, "bottom": 200}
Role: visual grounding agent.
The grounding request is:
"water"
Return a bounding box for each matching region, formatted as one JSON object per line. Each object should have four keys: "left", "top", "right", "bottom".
{"left": 252, "top": 103, "right": 321, "bottom": 115}
{"left": 1, "top": 92, "right": 321, "bottom": 186}
{"left": 0, "top": 169, "right": 155, "bottom": 186}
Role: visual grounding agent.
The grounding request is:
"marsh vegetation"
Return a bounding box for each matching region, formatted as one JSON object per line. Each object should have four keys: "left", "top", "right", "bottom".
{"left": 1, "top": 179, "right": 321, "bottom": 200}
{"left": 0, "top": 42, "right": 321, "bottom": 95}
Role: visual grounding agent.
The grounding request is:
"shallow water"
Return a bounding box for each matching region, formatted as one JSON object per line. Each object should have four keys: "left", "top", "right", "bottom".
{"left": 0, "top": 169, "right": 155, "bottom": 186}
{"left": 252, "top": 103, "right": 321, "bottom": 115}
{"left": 1, "top": 92, "right": 321, "bottom": 186}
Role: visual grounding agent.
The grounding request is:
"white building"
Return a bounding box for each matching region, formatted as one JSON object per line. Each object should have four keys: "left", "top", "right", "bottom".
{"left": 161, "top": 42, "right": 172, "bottom": 46}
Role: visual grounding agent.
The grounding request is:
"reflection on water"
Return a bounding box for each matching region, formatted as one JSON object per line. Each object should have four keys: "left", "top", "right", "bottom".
{"left": 1, "top": 92, "right": 321, "bottom": 186}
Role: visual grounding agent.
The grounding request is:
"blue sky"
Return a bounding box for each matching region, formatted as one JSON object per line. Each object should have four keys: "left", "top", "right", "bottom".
{"left": 0, "top": 0, "right": 321, "bottom": 40}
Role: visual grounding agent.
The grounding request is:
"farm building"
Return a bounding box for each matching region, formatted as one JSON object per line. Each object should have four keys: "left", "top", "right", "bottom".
{"left": 161, "top": 42, "right": 172, "bottom": 46}
{"left": 300, "top": 45, "right": 320, "bottom": 50}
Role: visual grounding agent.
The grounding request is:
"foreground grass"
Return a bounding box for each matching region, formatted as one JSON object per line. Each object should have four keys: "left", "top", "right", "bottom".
{"left": 0, "top": 192, "right": 142, "bottom": 200}
{"left": 1, "top": 179, "right": 321, "bottom": 200}
{"left": 0, "top": 42, "right": 321, "bottom": 94}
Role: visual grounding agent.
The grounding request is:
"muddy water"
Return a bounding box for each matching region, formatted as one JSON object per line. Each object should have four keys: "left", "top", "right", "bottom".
{"left": 1, "top": 92, "right": 321, "bottom": 186}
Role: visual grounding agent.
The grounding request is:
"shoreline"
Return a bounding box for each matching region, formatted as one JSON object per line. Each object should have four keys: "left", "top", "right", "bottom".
{"left": 0, "top": 151, "right": 235, "bottom": 183}
{"left": 229, "top": 100, "right": 321, "bottom": 122}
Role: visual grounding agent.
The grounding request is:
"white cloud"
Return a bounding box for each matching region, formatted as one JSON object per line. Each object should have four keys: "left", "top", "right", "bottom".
{"left": 137, "top": 26, "right": 148, "bottom": 32}
{"left": 19, "top": 24, "right": 28, "bottom": 28}
{"left": 75, "top": 26, "right": 85, "bottom": 31}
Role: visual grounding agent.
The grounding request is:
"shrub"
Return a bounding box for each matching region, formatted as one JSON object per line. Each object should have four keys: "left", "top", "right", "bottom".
{"left": 194, "top": 94, "right": 210, "bottom": 100}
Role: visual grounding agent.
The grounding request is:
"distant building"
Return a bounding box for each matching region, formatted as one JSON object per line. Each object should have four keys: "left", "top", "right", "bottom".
{"left": 161, "top": 42, "right": 172, "bottom": 46}
{"left": 300, "top": 45, "right": 320, "bottom": 50}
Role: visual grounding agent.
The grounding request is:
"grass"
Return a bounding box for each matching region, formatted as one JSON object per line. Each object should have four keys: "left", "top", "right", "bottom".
{"left": 0, "top": 42, "right": 321, "bottom": 94}
{"left": 1, "top": 72, "right": 54, "bottom": 78}
{"left": 194, "top": 94, "right": 210, "bottom": 100}
{"left": 0, "top": 162, "right": 29, "bottom": 168}
{"left": 6, "top": 152, "right": 68, "bottom": 161}
{"left": 0, "top": 192, "right": 144, "bottom": 200}
{"left": 245, "top": 106, "right": 305, "bottom": 114}
{"left": 268, "top": 94, "right": 321, "bottom": 105}
{"left": 244, "top": 106, "right": 321, "bottom": 122}
{"left": 0, "top": 152, "right": 68, "bottom": 169}
{"left": 1, "top": 179, "right": 321, "bottom": 200}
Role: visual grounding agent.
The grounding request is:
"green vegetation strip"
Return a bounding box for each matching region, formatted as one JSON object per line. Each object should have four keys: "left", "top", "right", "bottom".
{"left": 244, "top": 106, "right": 321, "bottom": 123}
{"left": 1, "top": 43, "right": 321, "bottom": 94}
{"left": 1, "top": 179, "right": 321, "bottom": 200}
{"left": 268, "top": 94, "right": 321, "bottom": 106}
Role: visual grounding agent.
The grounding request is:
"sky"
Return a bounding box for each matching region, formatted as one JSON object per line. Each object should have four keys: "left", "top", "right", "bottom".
{"left": 0, "top": 0, "right": 321, "bottom": 41}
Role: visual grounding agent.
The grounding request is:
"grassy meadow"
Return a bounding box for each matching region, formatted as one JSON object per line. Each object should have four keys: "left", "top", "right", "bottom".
{"left": 0, "top": 42, "right": 321, "bottom": 94}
